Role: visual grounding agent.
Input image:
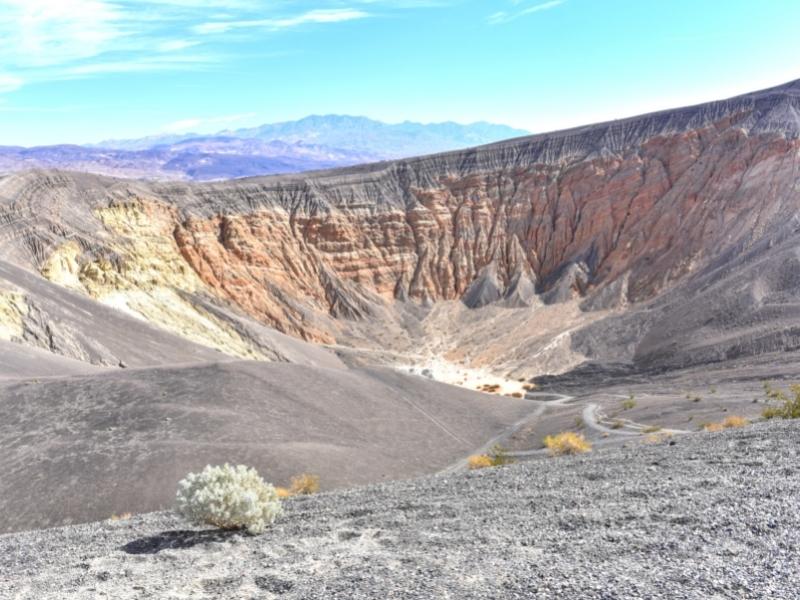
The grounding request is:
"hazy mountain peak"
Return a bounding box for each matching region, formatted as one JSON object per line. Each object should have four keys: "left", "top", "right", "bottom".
{"left": 0, "top": 115, "right": 528, "bottom": 181}
{"left": 97, "top": 114, "right": 529, "bottom": 153}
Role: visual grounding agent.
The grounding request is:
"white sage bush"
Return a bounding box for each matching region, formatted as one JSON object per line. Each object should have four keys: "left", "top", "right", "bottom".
{"left": 175, "top": 464, "right": 283, "bottom": 534}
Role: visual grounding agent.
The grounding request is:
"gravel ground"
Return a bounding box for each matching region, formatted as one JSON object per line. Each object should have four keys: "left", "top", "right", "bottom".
{"left": 2, "top": 420, "right": 799, "bottom": 599}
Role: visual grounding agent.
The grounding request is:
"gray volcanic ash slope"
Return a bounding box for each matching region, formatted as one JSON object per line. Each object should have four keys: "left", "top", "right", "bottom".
{"left": 0, "top": 358, "right": 533, "bottom": 534}
{"left": 2, "top": 420, "right": 798, "bottom": 600}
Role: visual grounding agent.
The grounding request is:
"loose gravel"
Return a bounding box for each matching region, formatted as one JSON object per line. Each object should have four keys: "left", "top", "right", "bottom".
{"left": 2, "top": 420, "right": 799, "bottom": 599}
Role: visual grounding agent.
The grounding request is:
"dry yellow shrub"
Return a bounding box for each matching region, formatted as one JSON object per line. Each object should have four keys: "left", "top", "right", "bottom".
{"left": 289, "top": 473, "right": 320, "bottom": 496}
{"left": 722, "top": 415, "right": 749, "bottom": 428}
{"left": 543, "top": 432, "right": 592, "bottom": 456}
{"left": 704, "top": 415, "right": 749, "bottom": 432}
{"left": 275, "top": 486, "right": 292, "bottom": 499}
{"left": 703, "top": 422, "right": 725, "bottom": 432}
{"left": 644, "top": 432, "right": 673, "bottom": 444}
{"left": 467, "top": 454, "right": 494, "bottom": 470}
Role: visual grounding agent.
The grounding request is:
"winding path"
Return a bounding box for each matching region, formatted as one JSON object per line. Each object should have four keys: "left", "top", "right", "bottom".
{"left": 444, "top": 389, "right": 693, "bottom": 471}
{"left": 439, "top": 391, "right": 573, "bottom": 473}
{"left": 583, "top": 403, "right": 691, "bottom": 436}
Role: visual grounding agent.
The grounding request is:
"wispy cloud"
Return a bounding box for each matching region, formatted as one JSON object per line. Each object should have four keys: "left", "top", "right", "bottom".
{"left": 488, "top": 0, "right": 565, "bottom": 25}
{"left": 62, "top": 54, "right": 215, "bottom": 77}
{"left": 0, "top": 0, "right": 130, "bottom": 68}
{"left": 193, "top": 8, "right": 369, "bottom": 35}
{"left": 0, "top": 0, "right": 203, "bottom": 92}
{"left": 158, "top": 39, "right": 201, "bottom": 52}
{"left": 0, "top": 1, "right": 442, "bottom": 94}
{"left": 0, "top": 73, "right": 23, "bottom": 93}
{"left": 162, "top": 112, "right": 256, "bottom": 133}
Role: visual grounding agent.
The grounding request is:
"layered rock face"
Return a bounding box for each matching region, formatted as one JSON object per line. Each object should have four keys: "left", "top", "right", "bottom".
{"left": 158, "top": 81, "right": 800, "bottom": 325}
{"left": 1, "top": 79, "right": 799, "bottom": 370}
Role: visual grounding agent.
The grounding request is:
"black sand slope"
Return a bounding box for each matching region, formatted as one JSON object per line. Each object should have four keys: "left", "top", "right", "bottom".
{"left": 0, "top": 361, "right": 533, "bottom": 533}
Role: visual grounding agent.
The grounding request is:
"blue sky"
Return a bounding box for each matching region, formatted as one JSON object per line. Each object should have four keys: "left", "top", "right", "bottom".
{"left": 0, "top": 0, "right": 798, "bottom": 146}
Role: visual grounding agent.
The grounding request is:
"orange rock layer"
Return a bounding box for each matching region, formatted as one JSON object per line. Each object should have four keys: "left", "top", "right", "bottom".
{"left": 160, "top": 122, "right": 798, "bottom": 342}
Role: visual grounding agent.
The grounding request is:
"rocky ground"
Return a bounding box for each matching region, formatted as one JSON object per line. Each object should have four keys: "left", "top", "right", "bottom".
{"left": 2, "top": 419, "right": 798, "bottom": 599}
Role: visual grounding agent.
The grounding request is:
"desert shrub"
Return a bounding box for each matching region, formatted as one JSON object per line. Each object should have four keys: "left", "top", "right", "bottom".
{"left": 703, "top": 422, "right": 725, "bottom": 433}
{"left": 611, "top": 420, "right": 624, "bottom": 430}
{"left": 275, "top": 486, "right": 292, "bottom": 499}
{"left": 622, "top": 395, "right": 636, "bottom": 410}
{"left": 642, "top": 425, "right": 662, "bottom": 434}
{"left": 289, "top": 473, "right": 320, "bottom": 496}
{"left": 175, "top": 464, "right": 283, "bottom": 535}
{"left": 543, "top": 432, "right": 591, "bottom": 456}
{"left": 762, "top": 405, "right": 784, "bottom": 419}
{"left": 644, "top": 432, "right": 673, "bottom": 444}
{"left": 478, "top": 383, "right": 502, "bottom": 394}
{"left": 722, "top": 415, "right": 749, "bottom": 428}
{"left": 468, "top": 445, "right": 514, "bottom": 469}
{"left": 703, "top": 415, "right": 749, "bottom": 432}
{"left": 488, "top": 444, "right": 514, "bottom": 466}
{"left": 761, "top": 383, "right": 800, "bottom": 420}
{"left": 468, "top": 454, "right": 493, "bottom": 470}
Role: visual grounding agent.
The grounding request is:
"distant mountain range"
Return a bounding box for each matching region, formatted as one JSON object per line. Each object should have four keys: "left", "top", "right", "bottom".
{"left": 0, "top": 116, "right": 529, "bottom": 181}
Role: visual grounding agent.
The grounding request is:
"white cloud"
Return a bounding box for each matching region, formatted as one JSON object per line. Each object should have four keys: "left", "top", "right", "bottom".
{"left": 162, "top": 112, "right": 256, "bottom": 133}
{"left": 0, "top": 0, "right": 128, "bottom": 68}
{"left": 488, "top": 0, "right": 564, "bottom": 25}
{"left": 0, "top": 0, "right": 430, "bottom": 89}
{"left": 63, "top": 54, "right": 213, "bottom": 76}
{"left": 194, "top": 8, "right": 369, "bottom": 35}
{"left": 0, "top": 0, "right": 218, "bottom": 88}
{"left": 158, "top": 39, "right": 201, "bottom": 52}
{"left": 0, "top": 73, "right": 23, "bottom": 92}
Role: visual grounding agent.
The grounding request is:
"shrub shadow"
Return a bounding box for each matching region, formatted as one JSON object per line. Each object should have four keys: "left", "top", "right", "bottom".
{"left": 122, "top": 529, "right": 241, "bottom": 554}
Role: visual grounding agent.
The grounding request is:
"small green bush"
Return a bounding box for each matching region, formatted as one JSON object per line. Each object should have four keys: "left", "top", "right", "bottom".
{"left": 762, "top": 383, "right": 800, "bottom": 419}
{"left": 488, "top": 444, "right": 514, "bottom": 466}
